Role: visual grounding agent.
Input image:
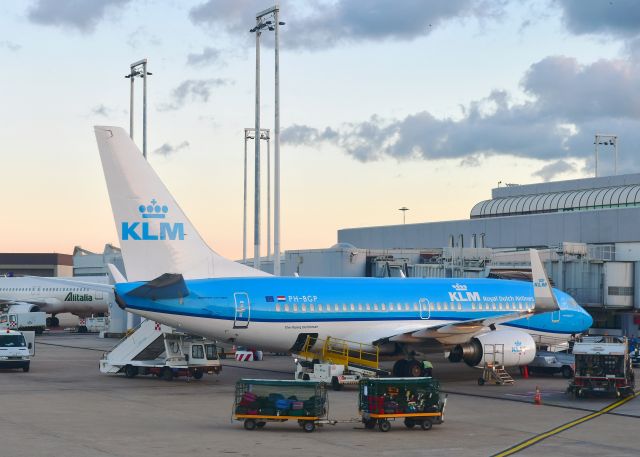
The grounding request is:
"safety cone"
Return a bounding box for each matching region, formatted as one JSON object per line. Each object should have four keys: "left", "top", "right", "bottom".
{"left": 534, "top": 386, "right": 542, "bottom": 405}
{"left": 522, "top": 365, "right": 529, "bottom": 379}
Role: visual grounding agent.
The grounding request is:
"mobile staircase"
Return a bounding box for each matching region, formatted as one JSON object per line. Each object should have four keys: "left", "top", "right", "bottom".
{"left": 293, "top": 336, "right": 389, "bottom": 389}
{"left": 477, "top": 343, "right": 515, "bottom": 386}
{"left": 99, "top": 319, "right": 221, "bottom": 380}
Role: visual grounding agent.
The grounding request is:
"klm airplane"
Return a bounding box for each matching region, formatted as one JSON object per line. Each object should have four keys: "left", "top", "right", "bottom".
{"left": 95, "top": 126, "right": 592, "bottom": 376}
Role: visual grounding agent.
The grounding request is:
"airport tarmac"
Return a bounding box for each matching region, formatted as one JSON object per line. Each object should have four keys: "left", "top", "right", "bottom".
{"left": 0, "top": 333, "right": 637, "bottom": 457}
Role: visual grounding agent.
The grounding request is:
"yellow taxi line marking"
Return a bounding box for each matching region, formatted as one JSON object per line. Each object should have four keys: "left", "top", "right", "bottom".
{"left": 492, "top": 391, "right": 639, "bottom": 457}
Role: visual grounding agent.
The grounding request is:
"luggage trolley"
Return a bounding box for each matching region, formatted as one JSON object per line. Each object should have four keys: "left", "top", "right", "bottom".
{"left": 359, "top": 377, "right": 446, "bottom": 432}
{"left": 233, "top": 379, "right": 328, "bottom": 433}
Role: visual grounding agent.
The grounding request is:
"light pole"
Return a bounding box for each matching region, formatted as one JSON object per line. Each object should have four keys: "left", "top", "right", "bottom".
{"left": 125, "top": 59, "right": 152, "bottom": 159}
{"left": 242, "top": 128, "right": 270, "bottom": 265}
{"left": 594, "top": 134, "right": 618, "bottom": 177}
{"left": 251, "top": 5, "right": 285, "bottom": 274}
{"left": 399, "top": 207, "right": 409, "bottom": 224}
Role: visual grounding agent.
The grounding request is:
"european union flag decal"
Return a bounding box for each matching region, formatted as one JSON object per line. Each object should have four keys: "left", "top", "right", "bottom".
{"left": 265, "top": 296, "right": 274, "bottom": 302}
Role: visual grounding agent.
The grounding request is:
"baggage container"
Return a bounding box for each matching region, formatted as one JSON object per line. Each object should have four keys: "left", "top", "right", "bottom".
{"left": 359, "top": 377, "right": 446, "bottom": 432}
{"left": 233, "top": 379, "right": 328, "bottom": 432}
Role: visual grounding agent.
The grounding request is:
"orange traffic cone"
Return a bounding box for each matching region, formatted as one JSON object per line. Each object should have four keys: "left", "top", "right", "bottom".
{"left": 534, "top": 386, "right": 542, "bottom": 405}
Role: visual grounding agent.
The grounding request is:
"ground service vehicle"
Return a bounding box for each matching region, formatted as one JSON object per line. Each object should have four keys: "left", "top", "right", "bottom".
{"left": 100, "top": 319, "right": 221, "bottom": 380}
{"left": 528, "top": 350, "right": 575, "bottom": 378}
{"left": 0, "top": 329, "right": 35, "bottom": 372}
{"left": 568, "top": 336, "right": 635, "bottom": 398}
{"left": 234, "top": 379, "right": 328, "bottom": 433}
{"left": 0, "top": 305, "right": 46, "bottom": 334}
{"left": 359, "top": 377, "right": 446, "bottom": 432}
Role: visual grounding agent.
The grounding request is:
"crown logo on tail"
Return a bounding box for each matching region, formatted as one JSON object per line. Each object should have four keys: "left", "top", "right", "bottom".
{"left": 138, "top": 199, "right": 169, "bottom": 219}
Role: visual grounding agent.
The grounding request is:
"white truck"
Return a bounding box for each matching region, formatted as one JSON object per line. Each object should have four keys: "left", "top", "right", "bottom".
{"left": 99, "top": 319, "right": 222, "bottom": 381}
{"left": 0, "top": 305, "right": 46, "bottom": 334}
{"left": 0, "top": 329, "right": 35, "bottom": 372}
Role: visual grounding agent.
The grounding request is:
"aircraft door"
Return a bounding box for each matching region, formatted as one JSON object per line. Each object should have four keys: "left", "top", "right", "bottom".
{"left": 419, "top": 297, "right": 430, "bottom": 320}
{"left": 233, "top": 292, "right": 251, "bottom": 328}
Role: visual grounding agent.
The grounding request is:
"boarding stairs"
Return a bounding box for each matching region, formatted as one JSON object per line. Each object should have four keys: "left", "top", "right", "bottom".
{"left": 480, "top": 344, "right": 515, "bottom": 385}
{"left": 294, "top": 335, "right": 388, "bottom": 375}
{"left": 100, "top": 319, "right": 173, "bottom": 373}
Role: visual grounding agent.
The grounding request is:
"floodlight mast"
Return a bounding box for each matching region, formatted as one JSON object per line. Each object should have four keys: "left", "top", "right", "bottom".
{"left": 251, "top": 4, "right": 284, "bottom": 274}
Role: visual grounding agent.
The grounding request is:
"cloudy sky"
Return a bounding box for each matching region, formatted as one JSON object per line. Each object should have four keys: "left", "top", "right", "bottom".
{"left": 1, "top": 0, "right": 639, "bottom": 259}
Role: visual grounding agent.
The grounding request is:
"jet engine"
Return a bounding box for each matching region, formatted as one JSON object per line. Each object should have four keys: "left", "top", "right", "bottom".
{"left": 447, "top": 330, "right": 536, "bottom": 368}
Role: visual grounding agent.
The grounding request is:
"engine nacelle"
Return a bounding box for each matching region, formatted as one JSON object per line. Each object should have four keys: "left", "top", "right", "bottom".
{"left": 447, "top": 330, "right": 536, "bottom": 368}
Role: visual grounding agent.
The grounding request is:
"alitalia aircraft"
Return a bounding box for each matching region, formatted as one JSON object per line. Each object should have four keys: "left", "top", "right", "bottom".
{"left": 0, "top": 276, "right": 111, "bottom": 327}
{"left": 94, "top": 126, "right": 592, "bottom": 376}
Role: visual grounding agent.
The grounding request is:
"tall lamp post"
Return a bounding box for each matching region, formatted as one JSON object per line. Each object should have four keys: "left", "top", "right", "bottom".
{"left": 399, "top": 207, "right": 409, "bottom": 224}
{"left": 124, "top": 59, "right": 152, "bottom": 159}
{"left": 251, "top": 5, "right": 285, "bottom": 274}
{"left": 594, "top": 134, "right": 618, "bottom": 177}
{"left": 243, "top": 128, "right": 270, "bottom": 265}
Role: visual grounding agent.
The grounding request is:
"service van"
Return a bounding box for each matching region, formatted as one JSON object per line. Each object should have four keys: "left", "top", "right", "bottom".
{"left": 0, "top": 330, "right": 35, "bottom": 372}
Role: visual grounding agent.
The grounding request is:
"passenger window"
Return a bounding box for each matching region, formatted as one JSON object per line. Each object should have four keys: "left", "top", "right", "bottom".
{"left": 301, "top": 304, "right": 306, "bottom": 312}
{"left": 374, "top": 304, "right": 379, "bottom": 311}
{"left": 366, "top": 304, "right": 371, "bottom": 311}
{"left": 472, "top": 304, "right": 476, "bottom": 310}
{"left": 276, "top": 304, "right": 281, "bottom": 312}
{"left": 492, "top": 304, "right": 496, "bottom": 310}
{"left": 310, "top": 304, "right": 315, "bottom": 312}
{"left": 458, "top": 303, "right": 462, "bottom": 311}
{"left": 518, "top": 303, "right": 523, "bottom": 310}
{"left": 437, "top": 303, "right": 441, "bottom": 310}
{"left": 444, "top": 303, "right": 448, "bottom": 310}
{"left": 293, "top": 304, "right": 298, "bottom": 312}
{"left": 405, "top": 304, "right": 410, "bottom": 311}
{"left": 318, "top": 304, "right": 323, "bottom": 311}
{"left": 350, "top": 304, "right": 355, "bottom": 311}
{"left": 335, "top": 304, "right": 339, "bottom": 312}
{"left": 381, "top": 304, "right": 386, "bottom": 311}
{"left": 413, "top": 304, "right": 418, "bottom": 311}
{"left": 284, "top": 304, "right": 290, "bottom": 312}
{"left": 389, "top": 304, "right": 394, "bottom": 311}
{"left": 358, "top": 304, "right": 363, "bottom": 311}
{"left": 429, "top": 303, "right": 434, "bottom": 311}
{"left": 499, "top": 303, "right": 503, "bottom": 310}
{"left": 342, "top": 304, "right": 347, "bottom": 311}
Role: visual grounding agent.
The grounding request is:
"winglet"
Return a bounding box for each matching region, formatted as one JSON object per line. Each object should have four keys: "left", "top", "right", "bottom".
{"left": 107, "top": 263, "right": 127, "bottom": 283}
{"left": 530, "top": 249, "right": 559, "bottom": 312}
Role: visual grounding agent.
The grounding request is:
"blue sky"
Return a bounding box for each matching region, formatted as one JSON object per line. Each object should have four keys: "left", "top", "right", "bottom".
{"left": 1, "top": 0, "right": 639, "bottom": 258}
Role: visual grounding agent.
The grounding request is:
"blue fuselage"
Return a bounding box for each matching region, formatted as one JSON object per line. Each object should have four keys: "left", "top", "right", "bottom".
{"left": 116, "top": 276, "right": 593, "bottom": 351}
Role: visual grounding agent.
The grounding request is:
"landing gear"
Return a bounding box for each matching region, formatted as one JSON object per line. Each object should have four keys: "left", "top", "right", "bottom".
{"left": 77, "top": 326, "right": 88, "bottom": 333}
{"left": 392, "top": 359, "right": 425, "bottom": 377}
{"left": 392, "top": 360, "right": 408, "bottom": 377}
{"left": 46, "top": 316, "right": 60, "bottom": 327}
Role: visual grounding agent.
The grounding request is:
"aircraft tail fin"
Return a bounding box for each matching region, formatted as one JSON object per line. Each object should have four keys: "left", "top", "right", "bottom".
{"left": 530, "top": 249, "right": 560, "bottom": 312}
{"left": 94, "top": 126, "right": 269, "bottom": 282}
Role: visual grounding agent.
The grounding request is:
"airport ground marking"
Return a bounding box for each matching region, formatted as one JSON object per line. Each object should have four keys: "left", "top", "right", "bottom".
{"left": 492, "top": 391, "right": 640, "bottom": 457}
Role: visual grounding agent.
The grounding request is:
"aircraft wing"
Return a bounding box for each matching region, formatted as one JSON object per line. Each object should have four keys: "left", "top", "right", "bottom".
{"left": 380, "top": 249, "right": 557, "bottom": 346}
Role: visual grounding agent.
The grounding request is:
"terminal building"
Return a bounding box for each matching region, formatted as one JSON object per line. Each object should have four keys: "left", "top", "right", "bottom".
{"left": 333, "top": 172, "right": 640, "bottom": 337}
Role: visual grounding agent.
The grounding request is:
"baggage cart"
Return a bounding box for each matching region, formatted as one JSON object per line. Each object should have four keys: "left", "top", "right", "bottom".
{"left": 233, "top": 379, "right": 328, "bottom": 433}
{"left": 359, "top": 377, "right": 446, "bottom": 432}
